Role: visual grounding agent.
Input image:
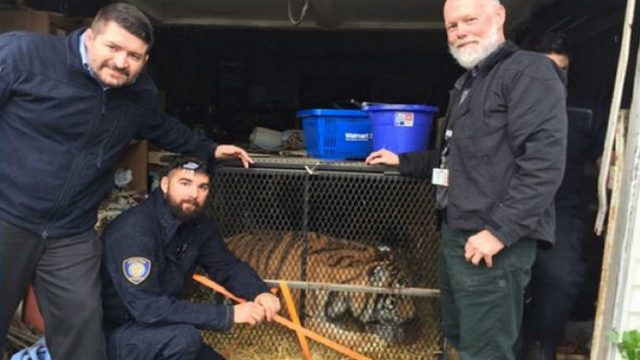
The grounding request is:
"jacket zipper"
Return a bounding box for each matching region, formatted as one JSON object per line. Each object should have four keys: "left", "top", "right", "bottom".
{"left": 97, "top": 107, "right": 119, "bottom": 169}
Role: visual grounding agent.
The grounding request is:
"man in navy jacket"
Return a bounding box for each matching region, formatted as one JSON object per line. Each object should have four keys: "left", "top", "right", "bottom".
{"left": 0, "top": 4, "right": 253, "bottom": 359}
{"left": 101, "top": 157, "right": 280, "bottom": 360}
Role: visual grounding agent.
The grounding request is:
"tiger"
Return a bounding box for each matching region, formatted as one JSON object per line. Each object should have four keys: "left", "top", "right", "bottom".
{"left": 225, "top": 230, "right": 417, "bottom": 349}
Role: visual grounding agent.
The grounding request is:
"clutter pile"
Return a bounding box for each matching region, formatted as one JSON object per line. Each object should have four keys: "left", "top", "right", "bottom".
{"left": 95, "top": 169, "right": 147, "bottom": 235}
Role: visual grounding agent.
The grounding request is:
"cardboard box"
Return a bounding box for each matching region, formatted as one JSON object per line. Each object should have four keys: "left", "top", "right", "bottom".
{"left": 1, "top": 9, "right": 59, "bottom": 34}
{"left": 0, "top": 9, "right": 89, "bottom": 35}
{"left": 115, "top": 140, "right": 149, "bottom": 194}
{"left": 1, "top": 9, "right": 52, "bottom": 34}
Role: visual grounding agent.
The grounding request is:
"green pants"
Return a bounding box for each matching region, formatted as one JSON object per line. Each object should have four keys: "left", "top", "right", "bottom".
{"left": 440, "top": 223, "right": 537, "bottom": 360}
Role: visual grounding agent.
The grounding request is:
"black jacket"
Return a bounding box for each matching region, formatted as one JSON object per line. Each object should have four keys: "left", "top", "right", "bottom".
{"left": 101, "top": 189, "right": 270, "bottom": 332}
{"left": 0, "top": 30, "right": 217, "bottom": 238}
{"left": 399, "top": 41, "right": 567, "bottom": 246}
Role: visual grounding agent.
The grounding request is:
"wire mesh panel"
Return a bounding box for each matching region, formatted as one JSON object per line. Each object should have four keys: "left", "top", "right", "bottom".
{"left": 200, "top": 158, "right": 441, "bottom": 359}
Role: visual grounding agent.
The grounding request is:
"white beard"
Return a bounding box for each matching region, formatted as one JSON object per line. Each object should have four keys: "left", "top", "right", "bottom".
{"left": 449, "top": 27, "right": 503, "bottom": 69}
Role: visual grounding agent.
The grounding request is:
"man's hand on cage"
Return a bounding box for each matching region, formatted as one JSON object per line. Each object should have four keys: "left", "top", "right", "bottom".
{"left": 365, "top": 148, "right": 399, "bottom": 166}
{"left": 214, "top": 145, "right": 255, "bottom": 168}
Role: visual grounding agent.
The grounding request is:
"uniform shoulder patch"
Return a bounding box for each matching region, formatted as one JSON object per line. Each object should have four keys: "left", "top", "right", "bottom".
{"left": 122, "top": 257, "right": 151, "bottom": 285}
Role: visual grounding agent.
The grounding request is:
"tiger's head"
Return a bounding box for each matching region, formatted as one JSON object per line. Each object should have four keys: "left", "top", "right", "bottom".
{"left": 324, "top": 247, "right": 417, "bottom": 343}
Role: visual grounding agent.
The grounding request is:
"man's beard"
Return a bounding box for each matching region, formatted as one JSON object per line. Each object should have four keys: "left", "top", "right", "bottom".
{"left": 449, "top": 27, "right": 502, "bottom": 70}
{"left": 90, "top": 61, "right": 133, "bottom": 87}
{"left": 166, "top": 197, "right": 205, "bottom": 222}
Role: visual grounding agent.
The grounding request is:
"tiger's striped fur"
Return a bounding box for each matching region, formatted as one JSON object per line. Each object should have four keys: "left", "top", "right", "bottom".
{"left": 225, "top": 231, "right": 417, "bottom": 346}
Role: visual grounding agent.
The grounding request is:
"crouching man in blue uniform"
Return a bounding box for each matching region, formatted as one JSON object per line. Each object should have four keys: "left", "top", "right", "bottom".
{"left": 101, "top": 157, "right": 281, "bottom": 360}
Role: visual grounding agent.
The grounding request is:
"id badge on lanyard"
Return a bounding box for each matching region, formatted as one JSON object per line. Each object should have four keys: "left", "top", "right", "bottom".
{"left": 433, "top": 73, "right": 469, "bottom": 189}
{"left": 432, "top": 168, "right": 449, "bottom": 187}
{"left": 432, "top": 129, "right": 453, "bottom": 187}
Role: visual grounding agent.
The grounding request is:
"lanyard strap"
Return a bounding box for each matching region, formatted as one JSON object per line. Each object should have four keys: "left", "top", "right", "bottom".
{"left": 440, "top": 71, "right": 475, "bottom": 167}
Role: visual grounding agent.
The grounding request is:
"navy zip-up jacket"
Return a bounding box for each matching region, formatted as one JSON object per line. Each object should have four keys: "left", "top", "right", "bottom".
{"left": 101, "top": 188, "right": 270, "bottom": 332}
{"left": 399, "top": 41, "right": 567, "bottom": 246}
{"left": 0, "top": 29, "right": 217, "bottom": 238}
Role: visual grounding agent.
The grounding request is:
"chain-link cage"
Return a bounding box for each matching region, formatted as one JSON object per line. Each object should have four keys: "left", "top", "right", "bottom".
{"left": 198, "top": 157, "right": 442, "bottom": 359}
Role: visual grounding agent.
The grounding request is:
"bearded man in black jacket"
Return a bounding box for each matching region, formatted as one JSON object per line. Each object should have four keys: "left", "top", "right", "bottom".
{"left": 366, "top": 0, "right": 567, "bottom": 358}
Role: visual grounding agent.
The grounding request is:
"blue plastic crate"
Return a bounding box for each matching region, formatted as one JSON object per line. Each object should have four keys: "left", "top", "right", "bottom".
{"left": 363, "top": 104, "right": 439, "bottom": 154}
{"left": 297, "top": 109, "right": 371, "bottom": 160}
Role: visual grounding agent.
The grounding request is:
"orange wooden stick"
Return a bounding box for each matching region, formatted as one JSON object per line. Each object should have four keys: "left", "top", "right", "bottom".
{"left": 192, "top": 274, "right": 372, "bottom": 360}
{"left": 279, "top": 281, "right": 312, "bottom": 360}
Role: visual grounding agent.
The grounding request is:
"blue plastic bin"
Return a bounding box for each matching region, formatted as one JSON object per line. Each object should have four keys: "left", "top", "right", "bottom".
{"left": 297, "top": 109, "right": 371, "bottom": 160}
{"left": 363, "top": 104, "right": 439, "bottom": 154}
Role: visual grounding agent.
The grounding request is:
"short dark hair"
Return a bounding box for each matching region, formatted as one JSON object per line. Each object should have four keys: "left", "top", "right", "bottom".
{"left": 534, "top": 32, "right": 569, "bottom": 58}
{"left": 161, "top": 156, "right": 210, "bottom": 178}
{"left": 92, "top": 3, "right": 154, "bottom": 48}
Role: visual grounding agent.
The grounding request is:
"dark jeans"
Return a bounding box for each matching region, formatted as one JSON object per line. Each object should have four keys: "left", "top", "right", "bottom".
{"left": 107, "top": 323, "right": 225, "bottom": 360}
{"left": 521, "top": 208, "right": 586, "bottom": 356}
{"left": 0, "top": 219, "right": 107, "bottom": 359}
{"left": 440, "top": 223, "right": 537, "bottom": 360}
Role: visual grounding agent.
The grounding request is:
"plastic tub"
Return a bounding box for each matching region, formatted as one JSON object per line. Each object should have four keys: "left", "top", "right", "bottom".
{"left": 363, "top": 104, "right": 438, "bottom": 154}
{"left": 297, "top": 109, "right": 371, "bottom": 160}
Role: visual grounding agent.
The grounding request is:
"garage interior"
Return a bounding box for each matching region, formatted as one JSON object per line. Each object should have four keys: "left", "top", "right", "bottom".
{"left": 6, "top": 0, "right": 635, "bottom": 142}
{"left": 1, "top": 0, "right": 638, "bottom": 359}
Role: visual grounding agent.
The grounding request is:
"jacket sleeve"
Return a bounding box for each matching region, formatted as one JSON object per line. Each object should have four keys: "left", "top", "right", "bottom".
{"left": 0, "top": 63, "right": 13, "bottom": 110}
{"left": 398, "top": 149, "right": 440, "bottom": 179}
{"left": 486, "top": 60, "right": 567, "bottom": 245}
{"left": 103, "top": 219, "right": 234, "bottom": 331}
{"left": 0, "top": 33, "right": 19, "bottom": 110}
{"left": 197, "top": 227, "right": 270, "bottom": 301}
{"left": 140, "top": 110, "right": 219, "bottom": 163}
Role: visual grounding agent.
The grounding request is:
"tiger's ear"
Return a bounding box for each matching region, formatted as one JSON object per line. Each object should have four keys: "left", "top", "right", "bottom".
{"left": 375, "top": 245, "right": 394, "bottom": 261}
{"left": 370, "top": 266, "right": 390, "bottom": 287}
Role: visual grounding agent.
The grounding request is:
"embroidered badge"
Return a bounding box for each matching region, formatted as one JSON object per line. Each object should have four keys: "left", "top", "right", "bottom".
{"left": 122, "top": 257, "right": 151, "bottom": 285}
